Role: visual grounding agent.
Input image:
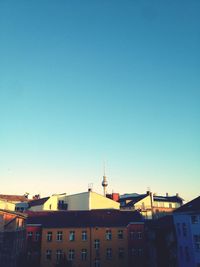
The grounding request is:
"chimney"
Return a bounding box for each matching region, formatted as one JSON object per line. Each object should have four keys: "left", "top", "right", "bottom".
{"left": 166, "top": 193, "right": 168, "bottom": 197}
{"left": 176, "top": 193, "right": 179, "bottom": 197}
{"left": 112, "top": 193, "right": 119, "bottom": 202}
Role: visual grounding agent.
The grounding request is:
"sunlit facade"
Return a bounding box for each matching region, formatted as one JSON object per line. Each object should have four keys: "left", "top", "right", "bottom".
{"left": 26, "top": 209, "right": 145, "bottom": 267}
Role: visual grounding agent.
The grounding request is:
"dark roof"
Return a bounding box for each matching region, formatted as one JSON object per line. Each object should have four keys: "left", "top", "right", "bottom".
{"left": 28, "top": 197, "right": 50, "bottom": 207}
{"left": 174, "top": 196, "right": 200, "bottom": 213}
{"left": 119, "top": 194, "right": 148, "bottom": 206}
{"left": 0, "top": 194, "right": 29, "bottom": 202}
{"left": 26, "top": 209, "right": 143, "bottom": 228}
{"left": 119, "top": 193, "right": 183, "bottom": 208}
{"left": 154, "top": 195, "right": 183, "bottom": 203}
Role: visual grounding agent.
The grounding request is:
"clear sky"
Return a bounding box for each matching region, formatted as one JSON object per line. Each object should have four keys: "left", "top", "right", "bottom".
{"left": 0, "top": 0, "right": 199, "bottom": 201}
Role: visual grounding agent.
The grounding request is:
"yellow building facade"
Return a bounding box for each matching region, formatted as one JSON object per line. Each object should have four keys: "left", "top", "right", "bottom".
{"left": 27, "top": 210, "right": 143, "bottom": 267}
{"left": 40, "top": 226, "right": 128, "bottom": 267}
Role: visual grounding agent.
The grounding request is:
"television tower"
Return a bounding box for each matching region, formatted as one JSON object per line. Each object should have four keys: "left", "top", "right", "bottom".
{"left": 102, "top": 163, "right": 108, "bottom": 196}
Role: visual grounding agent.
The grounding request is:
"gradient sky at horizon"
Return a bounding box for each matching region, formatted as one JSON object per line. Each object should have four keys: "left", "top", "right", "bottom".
{"left": 0, "top": 0, "right": 200, "bottom": 202}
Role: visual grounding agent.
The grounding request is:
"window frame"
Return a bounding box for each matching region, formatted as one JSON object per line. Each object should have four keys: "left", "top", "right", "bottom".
{"left": 56, "top": 231, "right": 63, "bottom": 241}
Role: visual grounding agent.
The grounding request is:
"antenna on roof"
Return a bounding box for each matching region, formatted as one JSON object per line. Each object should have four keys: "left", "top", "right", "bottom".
{"left": 88, "top": 183, "right": 93, "bottom": 192}
{"left": 102, "top": 161, "right": 108, "bottom": 196}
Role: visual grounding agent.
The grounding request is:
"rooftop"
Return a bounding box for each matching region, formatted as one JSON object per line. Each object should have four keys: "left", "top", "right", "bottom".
{"left": 174, "top": 196, "right": 200, "bottom": 213}
{"left": 27, "top": 209, "right": 143, "bottom": 228}
{"left": 0, "top": 194, "right": 29, "bottom": 202}
{"left": 28, "top": 197, "right": 50, "bottom": 207}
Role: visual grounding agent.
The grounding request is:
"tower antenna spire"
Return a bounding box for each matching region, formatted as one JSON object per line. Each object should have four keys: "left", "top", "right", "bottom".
{"left": 102, "top": 161, "right": 108, "bottom": 196}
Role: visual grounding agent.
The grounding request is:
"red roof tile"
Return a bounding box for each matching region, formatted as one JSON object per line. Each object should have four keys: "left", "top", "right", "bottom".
{"left": 0, "top": 194, "right": 29, "bottom": 202}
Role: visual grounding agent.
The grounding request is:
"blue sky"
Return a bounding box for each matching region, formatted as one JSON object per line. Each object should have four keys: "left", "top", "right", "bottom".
{"left": 0, "top": 0, "right": 200, "bottom": 201}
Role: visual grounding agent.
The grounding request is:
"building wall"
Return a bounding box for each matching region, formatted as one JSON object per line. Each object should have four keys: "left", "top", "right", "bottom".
{"left": 0, "top": 210, "right": 27, "bottom": 267}
{"left": 127, "top": 223, "right": 145, "bottom": 267}
{"left": 65, "top": 191, "right": 119, "bottom": 211}
{"left": 154, "top": 201, "right": 181, "bottom": 209}
{"left": 0, "top": 200, "right": 16, "bottom": 211}
{"left": 26, "top": 225, "right": 42, "bottom": 267}
{"left": 66, "top": 193, "right": 90, "bottom": 210}
{"left": 173, "top": 213, "right": 196, "bottom": 267}
{"left": 44, "top": 195, "right": 63, "bottom": 211}
{"left": 135, "top": 195, "right": 152, "bottom": 211}
{"left": 89, "top": 192, "right": 120, "bottom": 210}
{"left": 40, "top": 226, "right": 129, "bottom": 267}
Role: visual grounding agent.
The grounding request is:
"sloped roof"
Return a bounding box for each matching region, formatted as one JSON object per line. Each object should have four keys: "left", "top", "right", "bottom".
{"left": 119, "top": 194, "right": 148, "bottom": 207}
{"left": 0, "top": 194, "right": 28, "bottom": 202}
{"left": 119, "top": 194, "right": 147, "bottom": 203}
{"left": 174, "top": 196, "right": 200, "bottom": 213}
{"left": 28, "top": 197, "right": 50, "bottom": 207}
{"left": 26, "top": 209, "right": 143, "bottom": 228}
{"left": 119, "top": 193, "right": 183, "bottom": 208}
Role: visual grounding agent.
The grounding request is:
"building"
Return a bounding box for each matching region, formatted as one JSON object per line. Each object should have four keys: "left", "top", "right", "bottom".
{"left": 26, "top": 209, "right": 145, "bottom": 267}
{"left": 28, "top": 191, "right": 120, "bottom": 211}
{"left": 145, "top": 215, "right": 177, "bottom": 267}
{"left": 26, "top": 223, "right": 42, "bottom": 267}
{"left": 119, "top": 191, "right": 183, "bottom": 219}
{"left": 0, "top": 209, "right": 27, "bottom": 267}
{"left": 0, "top": 194, "right": 29, "bottom": 212}
{"left": 173, "top": 196, "right": 200, "bottom": 267}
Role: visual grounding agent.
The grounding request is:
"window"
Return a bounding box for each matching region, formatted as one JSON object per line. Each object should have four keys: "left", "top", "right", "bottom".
{"left": 180, "top": 246, "right": 183, "bottom": 258}
{"left": 106, "top": 248, "right": 112, "bottom": 259}
{"left": 182, "top": 223, "right": 187, "bottom": 237}
{"left": 118, "top": 230, "right": 123, "bottom": 239}
{"left": 185, "top": 246, "right": 190, "bottom": 262}
{"left": 27, "top": 251, "right": 32, "bottom": 260}
{"left": 58, "top": 200, "right": 68, "bottom": 210}
{"left": 138, "top": 248, "right": 143, "bottom": 256}
{"left": 131, "top": 248, "right": 137, "bottom": 256}
{"left": 47, "top": 231, "right": 52, "bottom": 242}
{"left": 81, "top": 249, "right": 87, "bottom": 261}
{"left": 57, "top": 231, "right": 63, "bottom": 241}
{"left": 94, "top": 239, "right": 100, "bottom": 249}
{"left": 69, "top": 231, "right": 75, "bottom": 241}
{"left": 138, "top": 232, "right": 142, "bottom": 239}
{"left": 131, "top": 248, "right": 143, "bottom": 256}
{"left": 35, "top": 232, "right": 40, "bottom": 241}
{"left": 46, "top": 250, "right": 52, "bottom": 260}
{"left": 191, "top": 215, "right": 198, "bottom": 224}
{"left": 56, "top": 250, "right": 63, "bottom": 261}
{"left": 106, "top": 230, "right": 112, "bottom": 240}
{"left": 130, "top": 231, "right": 135, "bottom": 240}
{"left": 118, "top": 248, "right": 125, "bottom": 259}
{"left": 27, "top": 231, "right": 33, "bottom": 240}
{"left": 82, "top": 230, "right": 87, "bottom": 241}
{"left": 177, "top": 223, "right": 181, "bottom": 236}
{"left": 194, "top": 235, "right": 200, "bottom": 251}
{"left": 68, "top": 249, "right": 75, "bottom": 261}
{"left": 94, "top": 259, "right": 100, "bottom": 267}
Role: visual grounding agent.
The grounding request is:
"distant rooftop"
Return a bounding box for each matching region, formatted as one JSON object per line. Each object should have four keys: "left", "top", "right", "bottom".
{"left": 0, "top": 194, "right": 29, "bottom": 202}
{"left": 28, "top": 197, "right": 50, "bottom": 207}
